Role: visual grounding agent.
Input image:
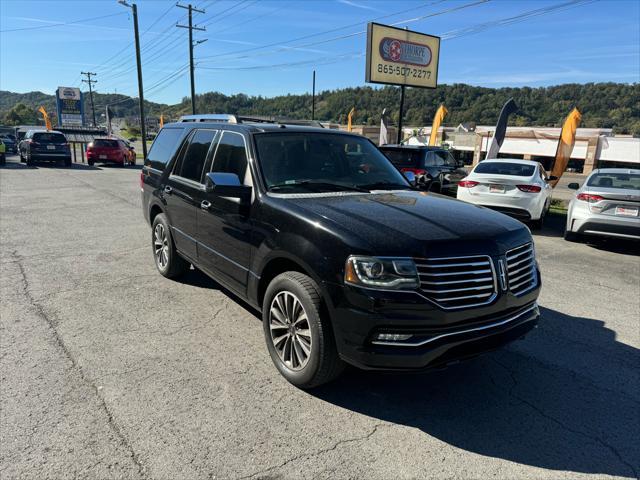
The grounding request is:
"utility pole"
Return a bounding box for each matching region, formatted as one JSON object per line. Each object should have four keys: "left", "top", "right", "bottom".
{"left": 177, "top": 4, "right": 206, "bottom": 115}
{"left": 81, "top": 72, "right": 97, "bottom": 127}
{"left": 311, "top": 70, "right": 316, "bottom": 120}
{"left": 118, "top": 0, "right": 147, "bottom": 159}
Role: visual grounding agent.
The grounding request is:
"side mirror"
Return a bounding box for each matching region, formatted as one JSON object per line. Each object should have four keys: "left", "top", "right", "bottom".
{"left": 568, "top": 182, "right": 580, "bottom": 190}
{"left": 402, "top": 170, "right": 416, "bottom": 186}
{"left": 204, "top": 172, "right": 251, "bottom": 205}
{"left": 548, "top": 175, "right": 559, "bottom": 182}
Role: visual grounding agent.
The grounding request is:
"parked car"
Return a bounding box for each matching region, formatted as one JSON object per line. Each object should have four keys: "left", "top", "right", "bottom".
{"left": 456, "top": 159, "right": 555, "bottom": 228}
{"left": 87, "top": 138, "right": 135, "bottom": 166}
{"left": 141, "top": 116, "right": 541, "bottom": 388}
{"left": 1, "top": 135, "right": 17, "bottom": 154}
{"left": 0, "top": 138, "right": 5, "bottom": 165}
{"left": 565, "top": 168, "right": 640, "bottom": 242}
{"left": 379, "top": 145, "right": 467, "bottom": 196}
{"left": 19, "top": 130, "right": 71, "bottom": 167}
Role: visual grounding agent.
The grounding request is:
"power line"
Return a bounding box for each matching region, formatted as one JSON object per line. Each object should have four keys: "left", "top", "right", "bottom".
{"left": 0, "top": 11, "right": 127, "bottom": 33}
{"left": 176, "top": 3, "right": 207, "bottom": 114}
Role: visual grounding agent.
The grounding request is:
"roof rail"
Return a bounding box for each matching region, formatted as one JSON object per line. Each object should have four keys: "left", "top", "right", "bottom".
{"left": 178, "top": 114, "right": 239, "bottom": 123}
{"left": 177, "top": 113, "right": 323, "bottom": 128}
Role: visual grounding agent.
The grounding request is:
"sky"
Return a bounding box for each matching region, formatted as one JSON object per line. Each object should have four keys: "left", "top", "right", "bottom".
{"left": 1, "top": 0, "right": 639, "bottom": 105}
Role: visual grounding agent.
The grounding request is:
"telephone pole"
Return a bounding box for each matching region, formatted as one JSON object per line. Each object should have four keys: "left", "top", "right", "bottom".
{"left": 118, "top": 0, "right": 147, "bottom": 159}
{"left": 81, "top": 72, "right": 97, "bottom": 127}
{"left": 176, "top": 4, "right": 205, "bottom": 115}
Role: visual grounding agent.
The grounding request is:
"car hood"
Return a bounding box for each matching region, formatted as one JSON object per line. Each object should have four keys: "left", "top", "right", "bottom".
{"left": 282, "top": 190, "right": 531, "bottom": 257}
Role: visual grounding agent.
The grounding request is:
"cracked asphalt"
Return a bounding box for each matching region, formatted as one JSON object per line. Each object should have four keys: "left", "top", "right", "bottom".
{"left": 1, "top": 156, "right": 639, "bottom": 480}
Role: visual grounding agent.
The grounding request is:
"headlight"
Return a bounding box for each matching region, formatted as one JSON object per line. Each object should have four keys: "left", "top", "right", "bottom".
{"left": 345, "top": 256, "right": 419, "bottom": 290}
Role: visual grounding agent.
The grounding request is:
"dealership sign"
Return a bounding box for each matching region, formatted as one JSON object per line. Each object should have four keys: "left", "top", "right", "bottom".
{"left": 56, "top": 87, "right": 84, "bottom": 127}
{"left": 365, "top": 23, "right": 440, "bottom": 89}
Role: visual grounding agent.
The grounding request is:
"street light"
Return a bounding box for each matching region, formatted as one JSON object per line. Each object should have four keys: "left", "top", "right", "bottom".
{"left": 118, "top": 0, "right": 147, "bottom": 159}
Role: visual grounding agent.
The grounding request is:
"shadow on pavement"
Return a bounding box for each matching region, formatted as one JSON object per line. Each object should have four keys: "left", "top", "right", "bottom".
{"left": 310, "top": 307, "right": 640, "bottom": 478}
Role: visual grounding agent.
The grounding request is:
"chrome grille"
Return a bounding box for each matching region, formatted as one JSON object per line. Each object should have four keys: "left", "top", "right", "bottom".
{"left": 506, "top": 243, "right": 537, "bottom": 295}
{"left": 415, "top": 255, "right": 497, "bottom": 310}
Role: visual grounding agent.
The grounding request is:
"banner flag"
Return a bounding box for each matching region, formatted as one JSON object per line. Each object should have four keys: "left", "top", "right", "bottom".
{"left": 379, "top": 108, "right": 389, "bottom": 145}
{"left": 428, "top": 104, "right": 448, "bottom": 146}
{"left": 550, "top": 108, "right": 582, "bottom": 187}
{"left": 485, "top": 98, "right": 518, "bottom": 160}
{"left": 347, "top": 107, "right": 355, "bottom": 132}
{"left": 159, "top": 114, "right": 164, "bottom": 129}
{"left": 38, "top": 106, "right": 52, "bottom": 131}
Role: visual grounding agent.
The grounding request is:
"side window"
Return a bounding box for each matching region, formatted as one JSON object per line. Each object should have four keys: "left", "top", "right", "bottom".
{"left": 174, "top": 129, "right": 216, "bottom": 183}
{"left": 145, "top": 127, "right": 184, "bottom": 170}
{"left": 211, "top": 131, "right": 248, "bottom": 179}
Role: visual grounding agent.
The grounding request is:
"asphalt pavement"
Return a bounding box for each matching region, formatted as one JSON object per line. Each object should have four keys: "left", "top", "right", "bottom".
{"left": 1, "top": 155, "right": 638, "bottom": 480}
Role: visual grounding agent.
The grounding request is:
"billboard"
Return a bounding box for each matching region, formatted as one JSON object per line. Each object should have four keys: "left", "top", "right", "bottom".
{"left": 365, "top": 22, "right": 440, "bottom": 89}
{"left": 56, "top": 87, "right": 84, "bottom": 127}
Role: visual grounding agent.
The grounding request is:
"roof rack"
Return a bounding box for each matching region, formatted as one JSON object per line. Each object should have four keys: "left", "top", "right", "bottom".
{"left": 177, "top": 113, "right": 324, "bottom": 128}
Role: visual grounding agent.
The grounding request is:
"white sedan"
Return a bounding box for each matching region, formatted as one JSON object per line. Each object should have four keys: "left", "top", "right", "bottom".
{"left": 456, "top": 159, "right": 555, "bottom": 227}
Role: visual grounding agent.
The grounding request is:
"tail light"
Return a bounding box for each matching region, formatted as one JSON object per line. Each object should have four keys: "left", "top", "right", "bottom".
{"left": 458, "top": 180, "right": 478, "bottom": 188}
{"left": 577, "top": 193, "right": 603, "bottom": 203}
{"left": 400, "top": 167, "right": 427, "bottom": 176}
{"left": 517, "top": 184, "right": 542, "bottom": 193}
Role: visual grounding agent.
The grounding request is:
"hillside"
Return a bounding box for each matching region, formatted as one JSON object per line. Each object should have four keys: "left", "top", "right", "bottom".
{"left": 2, "top": 82, "right": 638, "bottom": 134}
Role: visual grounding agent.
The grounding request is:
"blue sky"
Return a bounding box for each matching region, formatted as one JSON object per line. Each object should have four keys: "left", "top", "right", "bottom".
{"left": 1, "top": 0, "right": 638, "bottom": 104}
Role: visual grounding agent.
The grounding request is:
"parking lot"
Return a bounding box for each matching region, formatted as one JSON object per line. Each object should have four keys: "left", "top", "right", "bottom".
{"left": 1, "top": 155, "right": 638, "bottom": 479}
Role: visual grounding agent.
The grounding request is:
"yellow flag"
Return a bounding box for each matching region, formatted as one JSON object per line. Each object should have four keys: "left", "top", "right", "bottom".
{"left": 38, "top": 106, "right": 52, "bottom": 131}
{"left": 159, "top": 114, "right": 164, "bottom": 129}
{"left": 550, "top": 108, "right": 582, "bottom": 187}
{"left": 428, "top": 104, "right": 448, "bottom": 146}
{"left": 347, "top": 107, "right": 355, "bottom": 132}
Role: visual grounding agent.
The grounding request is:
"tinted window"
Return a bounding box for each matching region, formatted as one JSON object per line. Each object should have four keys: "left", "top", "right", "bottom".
{"left": 474, "top": 162, "right": 536, "bottom": 177}
{"left": 425, "top": 150, "right": 456, "bottom": 167}
{"left": 211, "top": 131, "right": 248, "bottom": 179}
{"left": 255, "top": 133, "right": 409, "bottom": 193}
{"left": 94, "top": 139, "right": 119, "bottom": 148}
{"left": 175, "top": 129, "right": 216, "bottom": 183}
{"left": 380, "top": 148, "right": 422, "bottom": 168}
{"left": 587, "top": 173, "right": 640, "bottom": 190}
{"left": 33, "top": 133, "right": 66, "bottom": 143}
{"left": 146, "top": 128, "right": 184, "bottom": 170}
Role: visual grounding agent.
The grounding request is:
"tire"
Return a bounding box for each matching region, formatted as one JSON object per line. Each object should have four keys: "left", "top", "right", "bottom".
{"left": 428, "top": 182, "right": 442, "bottom": 194}
{"left": 531, "top": 209, "right": 545, "bottom": 230}
{"left": 0, "top": 154, "right": 5, "bottom": 166}
{"left": 88, "top": 159, "right": 95, "bottom": 166}
{"left": 564, "top": 230, "right": 581, "bottom": 242}
{"left": 64, "top": 158, "right": 72, "bottom": 168}
{"left": 262, "top": 271, "right": 344, "bottom": 389}
{"left": 151, "top": 213, "right": 189, "bottom": 278}
{"left": 26, "top": 154, "right": 34, "bottom": 167}
{"left": 19, "top": 152, "right": 25, "bottom": 163}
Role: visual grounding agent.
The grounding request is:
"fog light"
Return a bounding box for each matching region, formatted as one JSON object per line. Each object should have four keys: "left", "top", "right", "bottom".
{"left": 376, "top": 333, "right": 413, "bottom": 342}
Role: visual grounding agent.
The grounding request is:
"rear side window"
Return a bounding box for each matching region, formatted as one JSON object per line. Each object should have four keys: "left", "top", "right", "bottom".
{"left": 33, "top": 133, "right": 66, "bottom": 143}
{"left": 146, "top": 128, "right": 184, "bottom": 170}
{"left": 587, "top": 173, "right": 640, "bottom": 190}
{"left": 474, "top": 162, "right": 535, "bottom": 177}
{"left": 211, "top": 131, "right": 248, "bottom": 179}
{"left": 94, "top": 139, "right": 119, "bottom": 148}
{"left": 174, "top": 129, "right": 216, "bottom": 183}
{"left": 381, "top": 148, "right": 422, "bottom": 168}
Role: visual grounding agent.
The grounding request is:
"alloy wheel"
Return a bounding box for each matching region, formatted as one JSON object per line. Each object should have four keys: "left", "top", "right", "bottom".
{"left": 154, "top": 223, "right": 169, "bottom": 269}
{"left": 269, "top": 291, "right": 313, "bottom": 371}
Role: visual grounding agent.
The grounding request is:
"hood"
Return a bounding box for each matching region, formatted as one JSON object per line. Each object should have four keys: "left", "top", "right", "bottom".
{"left": 282, "top": 191, "right": 531, "bottom": 257}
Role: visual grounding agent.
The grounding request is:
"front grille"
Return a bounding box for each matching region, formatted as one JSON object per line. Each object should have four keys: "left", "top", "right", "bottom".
{"left": 506, "top": 243, "right": 537, "bottom": 295}
{"left": 415, "top": 255, "right": 497, "bottom": 310}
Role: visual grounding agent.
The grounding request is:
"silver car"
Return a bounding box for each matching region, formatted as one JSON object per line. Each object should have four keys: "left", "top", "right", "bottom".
{"left": 565, "top": 168, "right": 640, "bottom": 242}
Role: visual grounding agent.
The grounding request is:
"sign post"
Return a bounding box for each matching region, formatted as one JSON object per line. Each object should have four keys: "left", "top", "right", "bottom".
{"left": 365, "top": 22, "right": 440, "bottom": 143}
{"left": 55, "top": 87, "right": 85, "bottom": 127}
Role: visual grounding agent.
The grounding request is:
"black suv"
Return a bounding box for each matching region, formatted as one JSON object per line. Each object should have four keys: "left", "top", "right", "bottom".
{"left": 141, "top": 115, "right": 540, "bottom": 388}
{"left": 19, "top": 130, "right": 71, "bottom": 166}
{"left": 380, "top": 144, "right": 467, "bottom": 196}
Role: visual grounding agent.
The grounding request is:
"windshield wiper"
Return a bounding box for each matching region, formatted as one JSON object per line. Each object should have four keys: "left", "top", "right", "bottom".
{"left": 358, "top": 181, "right": 412, "bottom": 191}
{"left": 269, "top": 181, "right": 368, "bottom": 193}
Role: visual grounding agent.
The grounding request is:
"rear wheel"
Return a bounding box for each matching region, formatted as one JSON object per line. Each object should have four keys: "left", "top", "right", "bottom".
{"left": 0, "top": 154, "right": 5, "bottom": 166}
{"left": 88, "top": 159, "right": 95, "bottom": 166}
{"left": 564, "top": 230, "right": 582, "bottom": 242}
{"left": 64, "top": 158, "right": 72, "bottom": 167}
{"left": 26, "top": 154, "right": 34, "bottom": 167}
{"left": 151, "top": 213, "right": 189, "bottom": 278}
{"left": 263, "top": 272, "right": 344, "bottom": 389}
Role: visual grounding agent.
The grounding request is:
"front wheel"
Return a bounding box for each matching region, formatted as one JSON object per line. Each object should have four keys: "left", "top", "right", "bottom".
{"left": 151, "top": 213, "right": 189, "bottom": 278}
{"left": 262, "top": 272, "right": 344, "bottom": 389}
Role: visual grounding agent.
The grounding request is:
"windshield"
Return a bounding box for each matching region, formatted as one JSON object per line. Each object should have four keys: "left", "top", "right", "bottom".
{"left": 474, "top": 162, "right": 535, "bottom": 177}
{"left": 33, "top": 133, "right": 66, "bottom": 143}
{"left": 255, "top": 132, "right": 410, "bottom": 193}
{"left": 587, "top": 172, "right": 640, "bottom": 190}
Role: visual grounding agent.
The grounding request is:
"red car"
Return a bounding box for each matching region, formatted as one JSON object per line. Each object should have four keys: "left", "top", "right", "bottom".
{"left": 87, "top": 138, "right": 136, "bottom": 166}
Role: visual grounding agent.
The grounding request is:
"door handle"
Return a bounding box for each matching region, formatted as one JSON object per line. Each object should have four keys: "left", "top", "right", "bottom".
{"left": 164, "top": 186, "right": 172, "bottom": 194}
{"left": 201, "top": 200, "right": 211, "bottom": 210}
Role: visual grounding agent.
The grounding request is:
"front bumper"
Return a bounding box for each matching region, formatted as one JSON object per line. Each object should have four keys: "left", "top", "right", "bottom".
{"left": 323, "top": 278, "right": 541, "bottom": 370}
